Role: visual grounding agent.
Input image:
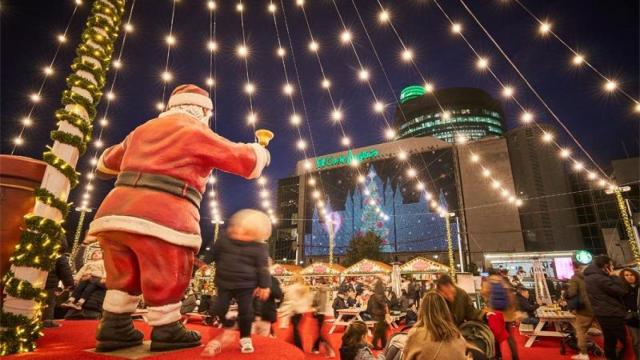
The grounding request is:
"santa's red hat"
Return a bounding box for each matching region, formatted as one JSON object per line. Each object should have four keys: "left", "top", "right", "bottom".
{"left": 166, "top": 84, "right": 213, "bottom": 110}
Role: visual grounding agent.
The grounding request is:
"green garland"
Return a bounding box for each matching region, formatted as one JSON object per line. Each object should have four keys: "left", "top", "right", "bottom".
{"left": 42, "top": 150, "right": 80, "bottom": 187}
{"left": 34, "top": 187, "right": 71, "bottom": 216}
{"left": 2, "top": 0, "right": 126, "bottom": 354}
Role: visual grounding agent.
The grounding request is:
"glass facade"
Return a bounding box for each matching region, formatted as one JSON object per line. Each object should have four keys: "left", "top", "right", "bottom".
{"left": 395, "top": 87, "right": 505, "bottom": 143}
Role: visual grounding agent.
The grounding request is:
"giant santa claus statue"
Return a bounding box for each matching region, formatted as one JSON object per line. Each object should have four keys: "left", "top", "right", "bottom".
{"left": 87, "top": 84, "right": 270, "bottom": 352}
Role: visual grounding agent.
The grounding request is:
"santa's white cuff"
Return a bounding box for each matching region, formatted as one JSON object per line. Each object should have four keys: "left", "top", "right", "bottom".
{"left": 146, "top": 302, "right": 182, "bottom": 326}
{"left": 96, "top": 150, "right": 119, "bottom": 176}
{"left": 247, "top": 143, "right": 269, "bottom": 179}
{"left": 103, "top": 289, "right": 140, "bottom": 314}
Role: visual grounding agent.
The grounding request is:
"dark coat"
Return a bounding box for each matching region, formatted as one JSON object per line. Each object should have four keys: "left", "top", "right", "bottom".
{"left": 254, "top": 276, "right": 284, "bottom": 323}
{"left": 332, "top": 295, "right": 348, "bottom": 317}
{"left": 583, "top": 264, "right": 627, "bottom": 318}
{"left": 448, "top": 286, "right": 485, "bottom": 326}
{"left": 212, "top": 235, "right": 271, "bottom": 290}
{"left": 622, "top": 284, "right": 639, "bottom": 327}
{"left": 516, "top": 293, "right": 538, "bottom": 317}
{"left": 45, "top": 254, "right": 75, "bottom": 290}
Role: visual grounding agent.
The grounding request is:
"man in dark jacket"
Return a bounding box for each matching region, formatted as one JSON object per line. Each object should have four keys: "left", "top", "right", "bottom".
{"left": 584, "top": 255, "right": 628, "bottom": 360}
{"left": 436, "top": 274, "right": 485, "bottom": 327}
{"left": 515, "top": 286, "right": 539, "bottom": 325}
{"left": 43, "top": 252, "right": 75, "bottom": 327}
{"left": 207, "top": 209, "right": 272, "bottom": 354}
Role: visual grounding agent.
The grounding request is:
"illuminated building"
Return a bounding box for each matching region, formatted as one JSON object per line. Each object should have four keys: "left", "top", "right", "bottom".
{"left": 394, "top": 87, "right": 505, "bottom": 143}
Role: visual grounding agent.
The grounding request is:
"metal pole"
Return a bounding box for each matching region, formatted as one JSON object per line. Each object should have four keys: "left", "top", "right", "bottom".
{"left": 328, "top": 219, "right": 335, "bottom": 266}
{"left": 455, "top": 217, "right": 465, "bottom": 272}
{"left": 614, "top": 189, "right": 640, "bottom": 267}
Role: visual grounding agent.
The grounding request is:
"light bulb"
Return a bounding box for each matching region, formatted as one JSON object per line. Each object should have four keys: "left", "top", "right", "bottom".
{"left": 236, "top": 3, "right": 244, "bottom": 12}
{"left": 312, "top": 190, "right": 320, "bottom": 199}
{"left": 86, "top": 184, "right": 94, "bottom": 191}
{"left": 283, "top": 83, "right": 294, "bottom": 95}
{"left": 573, "top": 161, "right": 584, "bottom": 171}
{"left": 341, "top": 136, "right": 351, "bottom": 146}
{"left": 296, "top": 139, "right": 307, "bottom": 150}
{"left": 43, "top": 66, "right": 54, "bottom": 76}
{"left": 161, "top": 71, "right": 173, "bottom": 82}
{"left": 406, "top": 168, "right": 417, "bottom": 177}
{"left": 604, "top": 80, "right": 617, "bottom": 92}
{"left": 559, "top": 148, "right": 571, "bottom": 158}
{"left": 401, "top": 49, "right": 413, "bottom": 62}
{"left": 30, "top": 93, "right": 41, "bottom": 103}
{"left": 350, "top": 158, "right": 360, "bottom": 167}
{"left": 106, "top": 92, "right": 116, "bottom": 100}
{"left": 22, "top": 117, "right": 33, "bottom": 127}
{"left": 384, "top": 128, "right": 396, "bottom": 140}
{"left": 634, "top": 103, "right": 640, "bottom": 113}
{"left": 321, "top": 78, "right": 331, "bottom": 89}
{"left": 441, "top": 111, "right": 451, "bottom": 120}
{"left": 502, "top": 86, "right": 514, "bottom": 98}
{"left": 587, "top": 171, "right": 597, "bottom": 180}
{"left": 470, "top": 154, "right": 480, "bottom": 162}
{"left": 476, "top": 57, "right": 489, "bottom": 70}
{"left": 237, "top": 45, "right": 248, "bottom": 57}
{"left": 378, "top": 10, "right": 390, "bottom": 23}
{"left": 416, "top": 182, "right": 425, "bottom": 191}
{"left": 244, "top": 82, "right": 255, "bottom": 94}
{"left": 276, "top": 47, "right": 286, "bottom": 57}
{"left": 87, "top": 173, "right": 95, "bottom": 180}
{"left": 247, "top": 112, "right": 257, "bottom": 124}
{"left": 538, "top": 22, "right": 551, "bottom": 35}
{"left": 206, "top": 77, "right": 215, "bottom": 87}
{"left": 207, "top": 1, "right": 216, "bottom": 10}
{"left": 165, "top": 35, "right": 176, "bottom": 46}
{"left": 541, "top": 132, "right": 554, "bottom": 143}
{"left": 340, "top": 30, "right": 352, "bottom": 44}
{"left": 358, "top": 68, "right": 370, "bottom": 81}
{"left": 397, "top": 151, "right": 407, "bottom": 160}
{"left": 257, "top": 177, "right": 267, "bottom": 185}
{"left": 296, "top": 0, "right": 304, "bottom": 6}
{"left": 207, "top": 40, "right": 218, "bottom": 52}
{"left": 424, "top": 82, "right": 434, "bottom": 93}
{"left": 482, "top": 169, "right": 491, "bottom": 177}
{"left": 113, "top": 60, "right": 122, "bottom": 69}
{"left": 94, "top": 139, "right": 103, "bottom": 148}
{"left": 290, "top": 113, "right": 301, "bottom": 126}
{"left": 156, "top": 102, "right": 165, "bottom": 111}
{"left": 90, "top": 157, "right": 98, "bottom": 165}
{"left": 331, "top": 109, "right": 343, "bottom": 121}
{"left": 208, "top": 176, "right": 217, "bottom": 184}
{"left": 308, "top": 40, "right": 319, "bottom": 52}
{"left": 75, "top": 0, "right": 82, "bottom": 5}
{"left": 357, "top": 175, "right": 365, "bottom": 183}
{"left": 303, "top": 161, "right": 312, "bottom": 170}
{"left": 57, "top": 34, "right": 67, "bottom": 43}
{"left": 572, "top": 54, "right": 584, "bottom": 66}
{"left": 124, "top": 23, "right": 134, "bottom": 33}
{"left": 373, "top": 101, "right": 385, "bottom": 113}
{"left": 451, "top": 23, "right": 462, "bottom": 34}
{"left": 491, "top": 180, "right": 501, "bottom": 189}
{"left": 520, "top": 111, "right": 533, "bottom": 123}
{"left": 308, "top": 177, "right": 316, "bottom": 186}
{"left": 455, "top": 134, "right": 468, "bottom": 144}
{"left": 515, "top": 199, "right": 523, "bottom": 207}
{"left": 13, "top": 137, "right": 24, "bottom": 145}
{"left": 268, "top": 3, "right": 276, "bottom": 12}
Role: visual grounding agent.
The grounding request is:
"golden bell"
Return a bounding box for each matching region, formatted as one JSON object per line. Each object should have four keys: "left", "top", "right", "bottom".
{"left": 255, "top": 129, "right": 274, "bottom": 147}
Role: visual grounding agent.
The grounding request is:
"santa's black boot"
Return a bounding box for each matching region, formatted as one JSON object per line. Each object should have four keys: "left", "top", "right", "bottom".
{"left": 95, "top": 311, "right": 144, "bottom": 352}
{"left": 150, "top": 320, "right": 201, "bottom": 352}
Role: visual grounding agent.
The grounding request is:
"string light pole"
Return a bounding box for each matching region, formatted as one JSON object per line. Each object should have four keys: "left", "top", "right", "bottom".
{"left": 606, "top": 186, "right": 640, "bottom": 267}
{"left": 69, "top": 206, "right": 93, "bottom": 268}
{"left": 442, "top": 211, "right": 456, "bottom": 279}
{"left": 1, "top": 0, "right": 126, "bottom": 354}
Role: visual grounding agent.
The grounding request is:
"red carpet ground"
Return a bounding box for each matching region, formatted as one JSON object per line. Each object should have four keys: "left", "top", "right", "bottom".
{"left": 6, "top": 314, "right": 636, "bottom": 359}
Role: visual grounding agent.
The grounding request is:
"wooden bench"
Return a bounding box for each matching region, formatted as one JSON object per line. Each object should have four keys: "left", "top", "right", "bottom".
{"left": 519, "top": 323, "right": 534, "bottom": 334}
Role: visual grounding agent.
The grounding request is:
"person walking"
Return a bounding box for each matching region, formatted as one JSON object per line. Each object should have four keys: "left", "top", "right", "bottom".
{"left": 253, "top": 267, "right": 284, "bottom": 337}
{"left": 584, "top": 255, "right": 628, "bottom": 360}
{"left": 368, "top": 280, "right": 390, "bottom": 350}
{"left": 435, "top": 274, "right": 485, "bottom": 327}
{"left": 481, "top": 269, "right": 519, "bottom": 360}
{"left": 311, "top": 281, "right": 336, "bottom": 357}
{"left": 280, "top": 275, "right": 313, "bottom": 351}
{"left": 567, "top": 262, "right": 594, "bottom": 360}
{"left": 619, "top": 268, "right": 639, "bottom": 359}
{"left": 403, "top": 292, "right": 468, "bottom": 360}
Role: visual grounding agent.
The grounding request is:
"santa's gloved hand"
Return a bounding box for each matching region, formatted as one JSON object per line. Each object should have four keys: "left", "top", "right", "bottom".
{"left": 260, "top": 146, "right": 271, "bottom": 167}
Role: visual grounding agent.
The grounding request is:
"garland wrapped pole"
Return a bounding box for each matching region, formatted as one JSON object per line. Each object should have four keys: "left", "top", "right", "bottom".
{"left": 1, "top": 0, "right": 126, "bottom": 354}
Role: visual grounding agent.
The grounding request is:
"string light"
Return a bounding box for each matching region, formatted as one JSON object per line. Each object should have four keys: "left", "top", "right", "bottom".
{"left": 401, "top": 48, "right": 414, "bottom": 62}
{"left": 340, "top": 30, "right": 352, "bottom": 44}
{"left": 341, "top": 136, "right": 351, "bottom": 146}
{"left": 603, "top": 80, "right": 617, "bottom": 92}
{"left": 321, "top": 78, "right": 331, "bottom": 89}
{"left": 207, "top": 1, "right": 216, "bottom": 11}
{"left": 237, "top": 44, "right": 248, "bottom": 57}
{"left": 207, "top": 40, "right": 218, "bottom": 52}
{"left": 165, "top": 34, "right": 176, "bottom": 46}
{"left": 43, "top": 67, "right": 54, "bottom": 76}
{"left": 424, "top": 82, "right": 434, "bottom": 93}
{"left": 22, "top": 117, "right": 33, "bottom": 127}
{"left": 30, "top": 93, "right": 41, "bottom": 103}
{"left": 501, "top": 86, "right": 514, "bottom": 98}
{"left": 331, "top": 109, "right": 343, "bottom": 121}
{"left": 541, "top": 131, "right": 554, "bottom": 143}
{"left": 476, "top": 57, "right": 489, "bottom": 69}
{"left": 538, "top": 21, "right": 552, "bottom": 35}
{"left": 206, "top": 77, "right": 215, "bottom": 87}
{"left": 57, "top": 34, "right": 67, "bottom": 43}
{"left": 106, "top": 91, "right": 116, "bottom": 101}
{"left": 358, "top": 68, "right": 370, "bottom": 81}
{"left": 156, "top": 102, "right": 165, "bottom": 111}
{"left": 236, "top": 3, "right": 244, "bottom": 12}
{"left": 290, "top": 113, "right": 301, "bottom": 126}
{"left": 451, "top": 23, "right": 462, "bottom": 34}
{"left": 124, "top": 23, "right": 134, "bottom": 33}
{"left": 384, "top": 128, "right": 396, "bottom": 140}
{"left": 283, "top": 83, "right": 294, "bottom": 95}
{"left": 113, "top": 60, "right": 122, "bottom": 69}
{"left": 520, "top": 111, "right": 533, "bottom": 123}
{"left": 276, "top": 47, "right": 286, "bottom": 57}
{"left": 268, "top": 3, "right": 276, "bottom": 13}
{"left": 559, "top": 148, "right": 571, "bottom": 158}
{"left": 246, "top": 112, "right": 257, "bottom": 124}
{"left": 161, "top": 71, "right": 173, "bottom": 82}
{"left": 308, "top": 40, "right": 319, "bottom": 52}
{"left": 378, "top": 9, "right": 390, "bottom": 23}
{"left": 397, "top": 151, "right": 408, "bottom": 161}
{"left": 296, "top": 139, "right": 307, "bottom": 150}
{"left": 572, "top": 53, "right": 584, "bottom": 66}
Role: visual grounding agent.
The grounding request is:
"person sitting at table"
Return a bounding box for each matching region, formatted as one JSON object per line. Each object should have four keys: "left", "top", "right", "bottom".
{"left": 333, "top": 291, "right": 349, "bottom": 318}
{"left": 515, "top": 286, "right": 539, "bottom": 325}
{"left": 347, "top": 289, "right": 358, "bottom": 308}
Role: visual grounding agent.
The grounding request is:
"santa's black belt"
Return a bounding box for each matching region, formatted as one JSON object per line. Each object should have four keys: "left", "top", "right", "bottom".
{"left": 115, "top": 171, "right": 202, "bottom": 209}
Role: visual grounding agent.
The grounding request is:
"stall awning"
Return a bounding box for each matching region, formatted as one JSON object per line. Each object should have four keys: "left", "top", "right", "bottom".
{"left": 300, "top": 262, "right": 345, "bottom": 276}
{"left": 270, "top": 264, "right": 302, "bottom": 277}
{"left": 343, "top": 259, "right": 392, "bottom": 275}
{"left": 400, "top": 257, "right": 450, "bottom": 274}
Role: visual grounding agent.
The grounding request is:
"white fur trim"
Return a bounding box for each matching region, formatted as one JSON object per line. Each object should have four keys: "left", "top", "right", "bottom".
{"left": 72, "top": 86, "right": 93, "bottom": 102}
{"left": 158, "top": 109, "right": 200, "bottom": 121}
{"left": 167, "top": 92, "right": 212, "bottom": 110}
{"left": 89, "top": 215, "right": 202, "bottom": 251}
{"left": 97, "top": 151, "right": 119, "bottom": 175}
{"left": 3, "top": 295, "right": 39, "bottom": 318}
{"left": 12, "top": 266, "right": 47, "bottom": 289}
{"left": 247, "top": 143, "right": 269, "bottom": 179}
{"left": 103, "top": 290, "right": 140, "bottom": 314}
{"left": 76, "top": 70, "right": 97, "bottom": 85}
{"left": 146, "top": 302, "right": 182, "bottom": 326}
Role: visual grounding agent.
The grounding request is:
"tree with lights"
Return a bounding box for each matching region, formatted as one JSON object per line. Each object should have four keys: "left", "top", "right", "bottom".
{"left": 359, "top": 166, "right": 389, "bottom": 242}
{"left": 344, "top": 231, "right": 384, "bottom": 267}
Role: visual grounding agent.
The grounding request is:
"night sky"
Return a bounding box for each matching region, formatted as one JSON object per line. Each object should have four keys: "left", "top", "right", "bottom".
{"left": 2, "top": 0, "right": 638, "bottom": 247}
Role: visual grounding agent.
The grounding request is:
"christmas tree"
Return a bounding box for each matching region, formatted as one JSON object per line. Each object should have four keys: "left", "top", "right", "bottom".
{"left": 359, "top": 166, "right": 389, "bottom": 241}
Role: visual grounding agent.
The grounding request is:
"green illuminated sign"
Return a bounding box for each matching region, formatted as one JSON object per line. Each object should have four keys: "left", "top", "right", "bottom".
{"left": 575, "top": 250, "right": 592, "bottom": 265}
{"left": 315, "top": 149, "right": 380, "bottom": 169}
{"left": 400, "top": 85, "right": 426, "bottom": 104}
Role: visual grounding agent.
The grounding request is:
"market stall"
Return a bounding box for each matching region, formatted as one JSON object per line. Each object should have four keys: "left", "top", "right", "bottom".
{"left": 270, "top": 263, "right": 302, "bottom": 286}
{"left": 300, "top": 262, "right": 345, "bottom": 286}
{"left": 342, "top": 259, "right": 392, "bottom": 279}
{"left": 400, "top": 256, "right": 450, "bottom": 280}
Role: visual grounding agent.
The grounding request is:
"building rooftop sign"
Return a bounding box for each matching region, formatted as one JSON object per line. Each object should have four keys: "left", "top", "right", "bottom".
{"left": 400, "top": 85, "right": 426, "bottom": 104}
{"left": 315, "top": 148, "right": 379, "bottom": 170}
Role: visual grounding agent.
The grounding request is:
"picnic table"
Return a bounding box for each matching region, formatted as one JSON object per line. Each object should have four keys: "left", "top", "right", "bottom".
{"left": 524, "top": 306, "right": 575, "bottom": 348}
{"left": 329, "top": 307, "right": 367, "bottom": 334}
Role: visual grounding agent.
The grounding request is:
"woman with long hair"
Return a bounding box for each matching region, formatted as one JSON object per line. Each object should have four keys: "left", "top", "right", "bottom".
{"left": 619, "top": 268, "right": 639, "bottom": 359}
{"left": 403, "top": 292, "right": 468, "bottom": 360}
{"left": 339, "top": 321, "right": 381, "bottom": 360}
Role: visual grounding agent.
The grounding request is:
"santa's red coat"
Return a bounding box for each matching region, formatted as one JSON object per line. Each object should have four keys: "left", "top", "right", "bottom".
{"left": 88, "top": 110, "right": 268, "bottom": 251}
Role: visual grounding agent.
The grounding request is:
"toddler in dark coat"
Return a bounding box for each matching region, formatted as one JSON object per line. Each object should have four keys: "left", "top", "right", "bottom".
{"left": 203, "top": 209, "right": 272, "bottom": 356}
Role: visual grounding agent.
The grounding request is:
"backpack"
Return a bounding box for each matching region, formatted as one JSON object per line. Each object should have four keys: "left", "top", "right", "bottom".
{"left": 489, "top": 281, "right": 509, "bottom": 310}
{"left": 382, "top": 326, "right": 412, "bottom": 360}
{"left": 459, "top": 321, "right": 495, "bottom": 359}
